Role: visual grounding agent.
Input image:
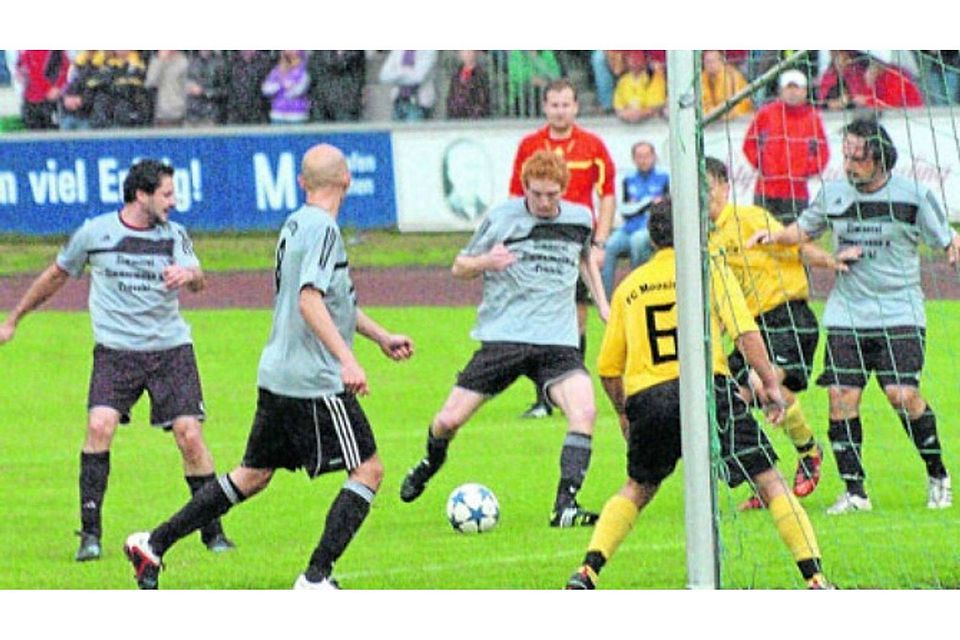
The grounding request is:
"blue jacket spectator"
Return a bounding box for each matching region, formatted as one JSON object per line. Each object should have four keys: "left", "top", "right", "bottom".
{"left": 601, "top": 141, "right": 670, "bottom": 298}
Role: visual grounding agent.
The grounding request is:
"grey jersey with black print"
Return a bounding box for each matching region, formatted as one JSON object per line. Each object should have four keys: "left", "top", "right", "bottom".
{"left": 56, "top": 211, "right": 199, "bottom": 351}
{"left": 257, "top": 205, "right": 357, "bottom": 398}
{"left": 799, "top": 174, "right": 956, "bottom": 328}
{"left": 461, "top": 197, "right": 592, "bottom": 348}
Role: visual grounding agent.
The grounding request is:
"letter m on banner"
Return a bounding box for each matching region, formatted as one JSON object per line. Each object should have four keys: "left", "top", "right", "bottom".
{"left": 254, "top": 152, "right": 297, "bottom": 211}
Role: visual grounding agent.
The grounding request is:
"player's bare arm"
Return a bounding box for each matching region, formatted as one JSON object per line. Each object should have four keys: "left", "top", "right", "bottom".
{"left": 579, "top": 256, "right": 609, "bottom": 322}
{"left": 591, "top": 194, "right": 617, "bottom": 269}
{"left": 945, "top": 232, "right": 960, "bottom": 266}
{"left": 747, "top": 222, "right": 809, "bottom": 248}
{"left": 163, "top": 265, "right": 205, "bottom": 292}
{"left": 735, "top": 330, "right": 786, "bottom": 424}
{"left": 798, "top": 242, "right": 857, "bottom": 272}
{"left": 599, "top": 375, "right": 629, "bottom": 440}
{"left": 0, "top": 264, "right": 70, "bottom": 344}
{"left": 299, "top": 287, "right": 368, "bottom": 395}
{"left": 356, "top": 308, "right": 414, "bottom": 361}
{"left": 451, "top": 243, "right": 516, "bottom": 279}
{"left": 834, "top": 244, "right": 864, "bottom": 266}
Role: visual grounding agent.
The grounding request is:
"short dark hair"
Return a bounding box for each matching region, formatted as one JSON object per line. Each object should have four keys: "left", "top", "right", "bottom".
{"left": 123, "top": 159, "right": 175, "bottom": 204}
{"left": 647, "top": 199, "right": 674, "bottom": 249}
{"left": 843, "top": 117, "right": 898, "bottom": 172}
{"left": 543, "top": 78, "right": 578, "bottom": 102}
{"left": 631, "top": 141, "right": 655, "bottom": 156}
{"left": 703, "top": 156, "right": 728, "bottom": 183}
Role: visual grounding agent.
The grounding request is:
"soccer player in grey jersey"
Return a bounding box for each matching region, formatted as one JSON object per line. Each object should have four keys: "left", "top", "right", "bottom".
{"left": 400, "top": 150, "right": 611, "bottom": 527}
{"left": 0, "top": 159, "right": 233, "bottom": 562}
{"left": 751, "top": 118, "right": 960, "bottom": 514}
{"left": 123, "top": 144, "right": 413, "bottom": 590}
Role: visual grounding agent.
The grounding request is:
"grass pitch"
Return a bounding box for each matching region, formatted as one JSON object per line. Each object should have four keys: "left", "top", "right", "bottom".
{"left": 1, "top": 303, "right": 959, "bottom": 590}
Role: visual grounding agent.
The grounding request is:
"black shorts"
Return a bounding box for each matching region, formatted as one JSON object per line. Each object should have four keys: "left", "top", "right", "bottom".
{"left": 817, "top": 326, "right": 925, "bottom": 389}
{"left": 88, "top": 343, "right": 205, "bottom": 429}
{"left": 728, "top": 300, "right": 819, "bottom": 392}
{"left": 456, "top": 341, "right": 586, "bottom": 403}
{"left": 575, "top": 275, "right": 591, "bottom": 304}
{"left": 625, "top": 377, "right": 777, "bottom": 489}
{"left": 242, "top": 388, "right": 377, "bottom": 478}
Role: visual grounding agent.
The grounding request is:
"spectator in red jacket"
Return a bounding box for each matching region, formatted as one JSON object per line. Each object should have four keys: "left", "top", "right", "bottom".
{"left": 817, "top": 50, "right": 869, "bottom": 110}
{"left": 744, "top": 70, "right": 829, "bottom": 224}
{"left": 819, "top": 50, "right": 923, "bottom": 110}
{"left": 864, "top": 56, "right": 924, "bottom": 109}
{"left": 15, "top": 50, "right": 70, "bottom": 129}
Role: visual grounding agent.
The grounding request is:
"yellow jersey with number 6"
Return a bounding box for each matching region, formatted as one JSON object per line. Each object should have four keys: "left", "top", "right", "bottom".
{"left": 597, "top": 248, "right": 758, "bottom": 396}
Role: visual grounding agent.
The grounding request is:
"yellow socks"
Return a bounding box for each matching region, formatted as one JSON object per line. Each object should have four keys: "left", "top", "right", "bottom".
{"left": 782, "top": 401, "right": 816, "bottom": 456}
{"left": 768, "top": 492, "right": 823, "bottom": 582}
{"left": 586, "top": 494, "right": 639, "bottom": 565}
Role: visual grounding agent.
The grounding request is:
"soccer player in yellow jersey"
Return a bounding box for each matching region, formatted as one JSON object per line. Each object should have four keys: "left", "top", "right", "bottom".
{"left": 565, "top": 200, "right": 831, "bottom": 589}
{"left": 704, "top": 157, "right": 849, "bottom": 510}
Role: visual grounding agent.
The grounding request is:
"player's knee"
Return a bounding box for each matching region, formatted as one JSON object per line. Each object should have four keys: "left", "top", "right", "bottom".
{"left": 172, "top": 419, "right": 208, "bottom": 457}
{"left": 433, "top": 411, "right": 465, "bottom": 436}
{"left": 233, "top": 467, "right": 273, "bottom": 496}
{"left": 353, "top": 456, "right": 384, "bottom": 491}
{"left": 622, "top": 478, "right": 658, "bottom": 507}
{"left": 884, "top": 386, "right": 921, "bottom": 413}
{"left": 753, "top": 467, "right": 788, "bottom": 503}
{"left": 566, "top": 402, "right": 597, "bottom": 431}
{"left": 827, "top": 388, "right": 859, "bottom": 420}
{"left": 86, "top": 412, "right": 119, "bottom": 445}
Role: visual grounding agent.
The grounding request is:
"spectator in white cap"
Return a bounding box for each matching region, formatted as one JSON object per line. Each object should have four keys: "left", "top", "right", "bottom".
{"left": 780, "top": 69, "right": 807, "bottom": 91}
{"left": 742, "top": 68, "right": 830, "bottom": 224}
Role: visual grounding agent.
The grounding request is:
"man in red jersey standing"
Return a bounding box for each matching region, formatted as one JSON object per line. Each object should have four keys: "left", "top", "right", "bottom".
{"left": 509, "top": 78, "right": 616, "bottom": 418}
{"left": 743, "top": 70, "right": 830, "bottom": 224}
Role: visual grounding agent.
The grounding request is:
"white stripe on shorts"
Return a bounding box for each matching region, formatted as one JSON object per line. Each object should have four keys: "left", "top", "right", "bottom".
{"left": 311, "top": 400, "right": 324, "bottom": 477}
{"left": 323, "top": 395, "right": 361, "bottom": 470}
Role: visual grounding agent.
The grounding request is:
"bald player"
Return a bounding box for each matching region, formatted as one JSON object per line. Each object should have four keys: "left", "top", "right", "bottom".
{"left": 123, "top": 144, "right": 414, "bottom": 590}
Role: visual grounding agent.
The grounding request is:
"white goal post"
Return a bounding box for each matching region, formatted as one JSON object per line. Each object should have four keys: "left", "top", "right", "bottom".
{"left": 667, "top": 50, "right": 814, "bottom": 589}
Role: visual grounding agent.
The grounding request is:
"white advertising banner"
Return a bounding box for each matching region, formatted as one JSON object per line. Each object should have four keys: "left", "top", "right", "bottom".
{"left": 394, "top": 111, "right": 960, "bottom": 232}
{"left": 392, "top": 119, "right": 671, "bottom": 232}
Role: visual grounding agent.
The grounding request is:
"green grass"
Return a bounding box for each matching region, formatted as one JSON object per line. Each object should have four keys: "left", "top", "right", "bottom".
{"left": 1, "top": 304, "right": 959, "bottom": 589}
{"left": 0, "top": 230, "right": 473, "bottom": 276}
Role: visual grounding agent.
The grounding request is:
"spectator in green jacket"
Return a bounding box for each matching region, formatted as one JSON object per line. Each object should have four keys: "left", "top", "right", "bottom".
{"left": 508, "top": 50, "right": 562, "bottom": 118}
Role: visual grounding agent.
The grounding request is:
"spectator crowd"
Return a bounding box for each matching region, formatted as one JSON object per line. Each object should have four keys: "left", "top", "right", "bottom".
{"left": 5, "top": 50, "right": 958, "bottom": 132}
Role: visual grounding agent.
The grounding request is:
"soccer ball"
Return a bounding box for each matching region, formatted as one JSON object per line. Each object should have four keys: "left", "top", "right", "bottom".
{"left": 446, "top": 483, "right": 500, "bottom": 534}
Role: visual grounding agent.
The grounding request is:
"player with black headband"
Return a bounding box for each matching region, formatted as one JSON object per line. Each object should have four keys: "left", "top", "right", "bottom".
{"left": 0, "top": 159, "right": 234, "bottom": 561}
{"left": 750, "top": 117, "right": 960, "bottom": 514}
